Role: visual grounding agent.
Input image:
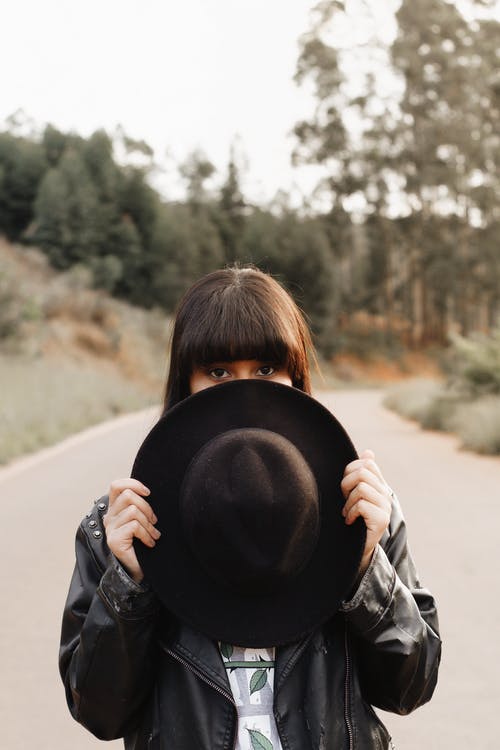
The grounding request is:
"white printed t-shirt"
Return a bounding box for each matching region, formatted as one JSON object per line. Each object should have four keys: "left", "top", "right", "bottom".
{"left": 220, "top": 644, "right": 283, "bottom": 750}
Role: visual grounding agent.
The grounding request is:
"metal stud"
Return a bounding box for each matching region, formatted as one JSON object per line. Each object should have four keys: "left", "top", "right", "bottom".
{"left": 92, "top": 530, "right": 102, "bottom": 539}
{"left": 97, "top": 502, "right": 107, "bottom": 511}
{"left": 88, "top": 520, "right": 97, "bottom": 529}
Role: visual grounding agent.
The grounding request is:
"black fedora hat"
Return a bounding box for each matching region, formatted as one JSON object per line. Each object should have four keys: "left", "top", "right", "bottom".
{"left": 131, "top": 379, "right": 365, "bottom": 647}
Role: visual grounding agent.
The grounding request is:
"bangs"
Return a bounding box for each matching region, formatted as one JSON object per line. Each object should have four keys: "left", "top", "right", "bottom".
{"left": 179, "top": 289, "right": 298, "bottom": 373}
{"left": 182, "top": 318, "right": 292, "bottom": 371}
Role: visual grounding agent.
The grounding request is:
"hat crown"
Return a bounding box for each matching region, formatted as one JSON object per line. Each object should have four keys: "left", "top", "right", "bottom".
{"left": 180, "top": 428, "right": 320, "bottom": 594}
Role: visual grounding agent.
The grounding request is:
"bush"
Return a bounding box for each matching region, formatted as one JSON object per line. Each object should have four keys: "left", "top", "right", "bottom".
{"left": 384, "top": 335, "right": 500, "bottom": 455}
{"left": 383, "top": 379, "right": 445, "bottom": 424}
{"left": 0, "top": 271, "right": 22, "bottom": 339}
{"left": 383, "top": 378, "right": 466, "bottom": 433}
{"left": 451, "top": 396, "right": 500, "bottom": 454}
{"left": 418, "top": 391, "right": 459, "bottom": 431}
{"left": 446, "top": 330, "right": 500, "bottom": 397}
{"left": 0, "top": 267, "right": 41, "bottom": 341}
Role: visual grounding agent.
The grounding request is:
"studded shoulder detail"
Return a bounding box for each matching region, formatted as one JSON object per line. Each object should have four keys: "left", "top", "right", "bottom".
{"left": 81, "top": 494, "right": 110, "bottom": 570}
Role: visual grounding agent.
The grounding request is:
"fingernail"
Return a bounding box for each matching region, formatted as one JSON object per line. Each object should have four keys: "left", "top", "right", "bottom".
{"left": 153, "top": 514, "right": 158, "bottom": 524}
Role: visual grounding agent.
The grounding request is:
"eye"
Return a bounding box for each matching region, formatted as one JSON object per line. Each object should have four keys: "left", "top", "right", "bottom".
{"left": 208, "top": 367, "right": 230, "bottom": 379}
{"left": 257, "top": 365, "right": 275, "bottom": 376}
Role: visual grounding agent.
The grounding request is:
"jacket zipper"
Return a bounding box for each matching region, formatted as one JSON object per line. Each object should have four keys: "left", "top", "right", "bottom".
{"left": 163, "top": 646, "right": 236, "bottom": 705}
{"left": 163, "top": 646, "right": 237, "bottom": 749}
{"left": 344, "top": 629, "right": 354, "bottom": 750}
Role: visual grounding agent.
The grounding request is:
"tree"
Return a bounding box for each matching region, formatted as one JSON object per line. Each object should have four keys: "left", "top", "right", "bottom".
{"left": 149, "top": 202, "right": 225, "bottom": 310}
{"left": 0, "top": 133, "right": 46, "bottom": 239}
{"left": 241, "top": 208, "right": 339, "bottom": 352}
{"left": 118, "top": 167, "right": 158, "bottom": 252}
{"left": 294, "top": 0, "right": 500, "bottom": 347}
{"left": 32, "top": 148, "right": 100, "bottom": 268}
{"left": 179, "top": 150, "right": 216, "bottom": 209}
{"left": 216, "top": 146, "right": 247, "bottom": 262}
{"left": 42, "top": 125, "right": 71, "bottom": 167}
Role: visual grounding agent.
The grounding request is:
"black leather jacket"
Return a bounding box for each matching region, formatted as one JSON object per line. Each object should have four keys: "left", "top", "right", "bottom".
{"left": 59, "top": 493, "right": 441, "bottom": 749}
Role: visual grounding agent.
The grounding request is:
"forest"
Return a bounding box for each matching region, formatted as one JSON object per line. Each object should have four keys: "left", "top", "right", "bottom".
{"left": 0, "top": 0, "right": 499, "bottom": 357}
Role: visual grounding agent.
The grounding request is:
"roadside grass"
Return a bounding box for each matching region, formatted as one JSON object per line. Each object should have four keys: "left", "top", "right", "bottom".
{"left": 382, "top": 378, "right": 444, "bottom": 423}
{"left": 0, "top": 354, "right": 161, "bottom": 465}
{"left": 0, "top": 241, "right": 171, "bottom": 465}
{"left": 384, "top": 378, "right": 500, "bottom": 456}
{"left": 384, "top": 333, "right": 500, "bottom": 455}
{"left": 451, "top": 397, "right": 500, "bottom": 454}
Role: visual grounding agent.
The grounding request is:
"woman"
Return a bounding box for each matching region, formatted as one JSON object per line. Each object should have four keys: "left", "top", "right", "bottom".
{"left": 59, "top": 266, "right": 441, "bottom": 749}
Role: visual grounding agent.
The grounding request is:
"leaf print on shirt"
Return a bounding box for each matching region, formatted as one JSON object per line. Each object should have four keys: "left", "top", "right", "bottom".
{"left": 248, "top": 728, "right": 274, "bottom": 750}
{"left": 249, "top": 668, "right": 268, "bottom": 695}
{"left": 220, "top": 642, "right": 233, "bottom": 660}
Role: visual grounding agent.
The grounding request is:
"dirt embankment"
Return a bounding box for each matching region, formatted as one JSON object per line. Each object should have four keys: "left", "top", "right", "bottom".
{"left": 0, "top": 237, "right": 171, "bottom": 389}
{"left": 0, "top": 239, "right": 171, "bottom": 464}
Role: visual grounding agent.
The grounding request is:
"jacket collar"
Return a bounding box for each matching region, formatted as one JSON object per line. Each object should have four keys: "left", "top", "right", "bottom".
{"left": 161, "top": 620, "right": 315, "bottom": 695}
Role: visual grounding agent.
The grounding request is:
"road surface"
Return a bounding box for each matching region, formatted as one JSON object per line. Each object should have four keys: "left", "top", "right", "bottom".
{"left": 1, "top": 390, "right": 498, "bottom": 749}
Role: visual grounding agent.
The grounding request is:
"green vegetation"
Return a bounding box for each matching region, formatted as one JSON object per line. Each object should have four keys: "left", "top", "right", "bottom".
{"left": 384, "top": 332, "right": 500, "bottom": 454}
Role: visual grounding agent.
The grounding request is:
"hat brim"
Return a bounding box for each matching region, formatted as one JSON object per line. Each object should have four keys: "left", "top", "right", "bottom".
{"left": 132, "top": 379, "right": 366, "bottom": 647}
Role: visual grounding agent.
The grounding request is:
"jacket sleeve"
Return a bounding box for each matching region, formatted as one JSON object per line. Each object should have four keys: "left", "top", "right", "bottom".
{"left": 339, "top": 493, "right": 442, "bottom": 715}
{"left": 59, "top": 497, "right": 161, "bottom": 740}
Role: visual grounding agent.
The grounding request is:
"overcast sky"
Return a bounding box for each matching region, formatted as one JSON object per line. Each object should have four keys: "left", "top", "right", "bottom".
{"left": 1, "top": 0, "right": 329, "bottom": 204}
{"left": 1, "top": 1, "right": 497, "bottom": 206}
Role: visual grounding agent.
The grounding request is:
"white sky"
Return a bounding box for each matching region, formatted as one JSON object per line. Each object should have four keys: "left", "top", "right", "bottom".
{"left": 1, "top": 0, "right": 497, "bottom": 206}
{"left": 1, "top": 0, "right": 327, "bottom": 205}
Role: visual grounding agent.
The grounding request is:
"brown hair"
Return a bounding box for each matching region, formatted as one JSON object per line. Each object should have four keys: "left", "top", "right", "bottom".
{"left": 162, "top": 266, "right": 316, "bottom": 413}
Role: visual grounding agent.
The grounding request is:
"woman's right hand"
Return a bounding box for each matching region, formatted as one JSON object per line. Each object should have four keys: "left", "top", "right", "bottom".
{"left": 103, "top": 478, "right": 161, "bottom": 583}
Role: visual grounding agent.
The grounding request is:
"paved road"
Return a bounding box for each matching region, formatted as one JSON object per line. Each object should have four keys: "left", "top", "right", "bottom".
{"left": 1, "top": 390, "right": 498, "bottom": 749}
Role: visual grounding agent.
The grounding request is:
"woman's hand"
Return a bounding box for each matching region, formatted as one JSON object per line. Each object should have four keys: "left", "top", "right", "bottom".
{"left": 103, "top": 478, "right": 161, "bottom": 583}
{"left": 341, "top": 449, "right": 392, "bottom": 576}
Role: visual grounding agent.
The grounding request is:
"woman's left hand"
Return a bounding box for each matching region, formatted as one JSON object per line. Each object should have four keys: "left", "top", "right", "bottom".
{"left": 340, "top": 449, "right": 393, "bottom": 576}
